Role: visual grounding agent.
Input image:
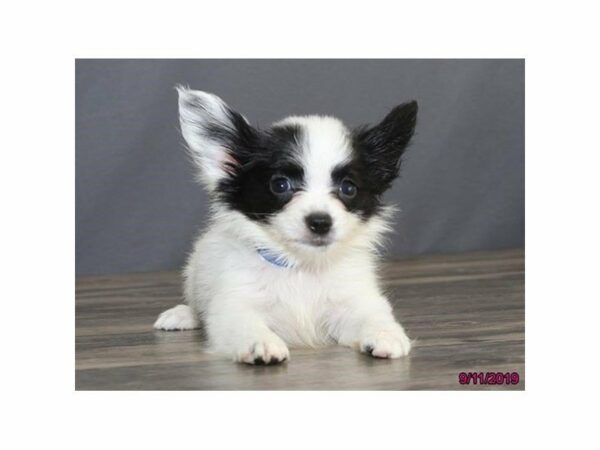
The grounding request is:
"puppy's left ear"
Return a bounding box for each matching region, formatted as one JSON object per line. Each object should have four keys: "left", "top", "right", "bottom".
{"left": 354, "top": 101, "right": 418, "bottom": 192}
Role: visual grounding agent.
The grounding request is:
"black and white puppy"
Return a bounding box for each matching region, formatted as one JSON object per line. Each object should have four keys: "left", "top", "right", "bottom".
{"left": 154, "top": 87, "right": 418, "bottom": 364}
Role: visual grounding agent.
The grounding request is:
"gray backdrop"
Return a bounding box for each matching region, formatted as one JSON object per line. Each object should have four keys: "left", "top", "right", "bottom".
{"left": 76, "top": 59, "right": 524, "bottom": 276}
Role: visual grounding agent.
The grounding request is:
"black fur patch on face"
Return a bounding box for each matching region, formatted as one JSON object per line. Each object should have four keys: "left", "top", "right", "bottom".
{"left": 331, "top": 160, "right": 382, "bottom": 219}
{"left": 341, "top": 101, "right": 418, "bottom": 218}
{"left": 216, "top": 124, "right": 305, "bottom": 222}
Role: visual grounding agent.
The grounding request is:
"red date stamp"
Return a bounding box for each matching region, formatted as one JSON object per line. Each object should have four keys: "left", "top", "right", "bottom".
{"left": 458, "top": 371, "right": 520, "bottom": 385}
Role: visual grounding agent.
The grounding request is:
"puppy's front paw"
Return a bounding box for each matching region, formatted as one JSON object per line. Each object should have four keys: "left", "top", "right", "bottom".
{"left": 359, "top": 327, "right": 412, "bottom": 359}
{"left": 236, "top": 333, "right": 290, "bottom": 365}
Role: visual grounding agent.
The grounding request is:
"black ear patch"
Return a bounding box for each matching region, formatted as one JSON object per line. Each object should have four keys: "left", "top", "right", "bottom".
{"left": 352, "top": 101, "right": 418, "bottom": 194}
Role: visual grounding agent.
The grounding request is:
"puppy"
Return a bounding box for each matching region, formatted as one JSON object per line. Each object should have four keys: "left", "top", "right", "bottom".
{"left": 154, "top": 87, "right": 418, "bottom": 364}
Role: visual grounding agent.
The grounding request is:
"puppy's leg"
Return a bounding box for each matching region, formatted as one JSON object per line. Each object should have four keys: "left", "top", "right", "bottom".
{"left": 153, "top": 304, "right": 200, "bottom": 331}
{"left": 335, "top": 297, "right": 412, "bottom": 359}
{"left": 207, "top": 307, "right": 290, "bottom": 365}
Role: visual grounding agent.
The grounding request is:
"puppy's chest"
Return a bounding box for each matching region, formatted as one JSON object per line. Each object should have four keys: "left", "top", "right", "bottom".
{"left": 257, "top": 269, "right": 347, "bottom": 347}
{"left": 260, "top": 268, "right": 338, "bottom": 303}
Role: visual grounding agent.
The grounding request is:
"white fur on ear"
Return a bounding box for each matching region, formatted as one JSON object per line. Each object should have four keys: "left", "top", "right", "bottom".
{"left": 176, "top": 86, "right": 239, "bottom": 189}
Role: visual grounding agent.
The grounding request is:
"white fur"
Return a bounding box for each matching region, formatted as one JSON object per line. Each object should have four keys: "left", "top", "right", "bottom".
{"left": 154, "top": 89, "right": 412, "bottom": 364}
{"left": 154, "top": 304, "right": 199, "bottom": 331}
{"left": 177, "top": 86, "right": 246, "bottom": 189}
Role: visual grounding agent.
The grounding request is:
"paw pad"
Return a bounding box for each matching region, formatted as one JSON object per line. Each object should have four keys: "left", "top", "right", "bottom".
{"left": 252, "top": 355, "right": 287, "bottom": 365}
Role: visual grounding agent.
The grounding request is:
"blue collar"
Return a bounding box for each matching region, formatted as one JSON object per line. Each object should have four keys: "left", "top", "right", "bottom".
{"left": 256, "top": 247, "right": 291, "bottom": 268}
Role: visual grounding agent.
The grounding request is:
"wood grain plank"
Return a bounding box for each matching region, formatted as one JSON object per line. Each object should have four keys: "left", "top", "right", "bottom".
{"left": 75, "top": 249, "right": 525, "bottom": 390}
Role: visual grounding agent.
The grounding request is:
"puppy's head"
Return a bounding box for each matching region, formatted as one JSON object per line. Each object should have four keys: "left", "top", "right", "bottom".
{"left": 177, "top": 86, "right": 417, "bottom": 259}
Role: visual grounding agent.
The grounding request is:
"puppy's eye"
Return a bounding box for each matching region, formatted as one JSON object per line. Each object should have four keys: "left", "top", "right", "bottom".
{"left": 339, "top": 179, "right": 358, "bottom": 199}
{"left": 270, "top": 176, "right": 292, "bottom": 195}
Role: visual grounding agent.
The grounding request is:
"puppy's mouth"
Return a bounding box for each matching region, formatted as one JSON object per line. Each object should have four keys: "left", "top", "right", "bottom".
{"left": 295, "top": 236, "right": 334, "bottom": 248}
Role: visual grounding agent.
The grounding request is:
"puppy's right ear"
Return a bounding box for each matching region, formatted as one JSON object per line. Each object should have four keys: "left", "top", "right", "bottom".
{"left": 176, "top": 86, "right": 256, "bottom": 189}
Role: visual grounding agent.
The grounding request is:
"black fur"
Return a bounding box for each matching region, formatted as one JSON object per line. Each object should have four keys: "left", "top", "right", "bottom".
{"left": 352, "top": 101, "right": 418, "bottom": 195}
{"left": 331, "top": 160, "right": 382, "bottom": 218}
{"left": 334, "top": 101, "right": 419, "bottom": 218}
{"left": 215, "top": 121, "right": 305, "bottom": 222}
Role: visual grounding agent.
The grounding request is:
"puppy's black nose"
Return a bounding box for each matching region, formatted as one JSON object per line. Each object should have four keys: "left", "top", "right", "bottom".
{"left": 305, "top": 213, "right": 332, "bottom": 235}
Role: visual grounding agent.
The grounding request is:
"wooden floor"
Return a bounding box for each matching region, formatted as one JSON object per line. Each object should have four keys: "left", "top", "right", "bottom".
{"left": 76, "top": 249, "right": 525, "bottom": 390}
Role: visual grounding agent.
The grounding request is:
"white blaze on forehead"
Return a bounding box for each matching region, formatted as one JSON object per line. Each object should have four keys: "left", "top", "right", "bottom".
{"left": 276, "top": 115, "right": 352, "bottom": 191}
